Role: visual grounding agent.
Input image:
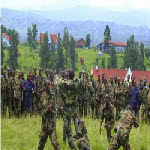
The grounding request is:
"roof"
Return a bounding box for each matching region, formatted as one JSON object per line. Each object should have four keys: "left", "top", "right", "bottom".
{"left": 76, "top": 38, "right": 85, "bottom": 46}
{"left": 93, "top": 68, "right": 150, "bottom": 82}
{"left": 40, "top": 33, "right": 45, "bottom": 44}
{"left": 49, "top": 34, "right": 57, "bottom": 44}
{"left": 99, "top": 40, "right": 127, "bottom": 47}
{"left": 3, "top": 33, "right": 10, "bottom": 41}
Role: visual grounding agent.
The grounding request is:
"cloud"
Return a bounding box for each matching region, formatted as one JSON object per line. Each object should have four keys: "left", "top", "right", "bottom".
{"left": 1, "top": 0, "right": 150, "bottom": 10}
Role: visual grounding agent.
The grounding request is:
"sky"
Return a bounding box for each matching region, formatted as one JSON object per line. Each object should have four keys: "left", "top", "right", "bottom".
{"left": 1, "top": 0, "right": 150, "bottom": 11}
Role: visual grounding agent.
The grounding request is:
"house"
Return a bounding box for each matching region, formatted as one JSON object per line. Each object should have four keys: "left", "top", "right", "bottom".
{"left": 2, "top": 33, "right": 10, "bottom": 47}
{"left": 76, "top": 38, "right": 85, "bottom": 48}
{"left": 38, "top": 33, "right": 57, "bottom": 51}
{"left": 97, "top": 40, "right": 127, "bottom": 52}
{"left": 92, "top": 68, "right": 150, "bottom": 83}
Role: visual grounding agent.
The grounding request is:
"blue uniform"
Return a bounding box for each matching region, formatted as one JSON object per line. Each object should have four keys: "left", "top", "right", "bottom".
{"left": 130, "top": 86, "right": 139, "bottom": 115}
{"left": 23, "top": 80, "right": 36, "bottom": 115}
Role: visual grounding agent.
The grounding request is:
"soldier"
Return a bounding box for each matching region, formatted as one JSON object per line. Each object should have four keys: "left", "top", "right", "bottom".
{"left": 59, "top": 69, "right": 82, "bottom": 150}
{"left": 36, "top": 68, "right": 44, "bottom": 114}
{"left": 139, "top": 83, "right": 149, "bottom": 122}
{"left": 38, "top": 80, "right": 60, "bottom": 150}
{"left": 73, "top": 113, "right": 90, "bottom": 150}
{"left": 23, "top": 74, "right": 36, "bottom": 116}
{"left": 14, "top": 71, "right": 23, "bottom": 118}
{"left": 45, "top": 68, "right": 49, "bottom": 81}
{"left": 29, "top": 68, "right": 32, "bottom": 75}
{"left": 7, "top": 70, "right": 14, "bottom": 117}
{"left": 102, "top": 72, "right": 105, "bottom": 83}
{"left": 108, "top": 105, "right": 139, "bottom": 150}
{"left": 34, "top": 67, "right": 37, "bottom": 79}
{"left": 1, "top": 71, "right": 8, "bottom": 117}
{"left": 99, "top": 94, "right": 114, "bottom": 142}
{"left": 115, "top": 77, "right": 123, "bottom": 119}
{"left": 109, "top": 76, "right": 115, "bottom": 105}
{"left": 147, "top": 88, "right": 150, "bottom": 123}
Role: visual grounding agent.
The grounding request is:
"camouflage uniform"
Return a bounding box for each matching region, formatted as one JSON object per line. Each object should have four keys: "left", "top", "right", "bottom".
{"left": 8, "top": 76, "right": 15, "bottom": 117}
{"left": 1, "top": 77, "right": 8, "bottom": 117}
{"left": 32, "top": 78, "right": 37, "bottom": 113}
{"left": 59, "top": 79, "right": 81, "bottom": 147}
{"left": 147, "top": 90, "right": 150, "bottom": 122}
{"left": 74, "top": 120, "right": 90, "bottom": 150}
{"left": 36, "top": 75, "right": 44, "bottom": 114}
{"left": 14, "top": 77, "right": 23, "bottom": 117}
{"left": 38, "top": 92, "right": 60, "bottom": 150}
{"left": 101, "top": 103, "right": 114, "bottom": 142}
{"left": 108, "top": 109, "right": 139, "bottom": 150}
{"left": 139, "top": 87, "right": 149, "bottom": 122}
{"left": 115, "top": 84, "right": 123, "bottom": 119}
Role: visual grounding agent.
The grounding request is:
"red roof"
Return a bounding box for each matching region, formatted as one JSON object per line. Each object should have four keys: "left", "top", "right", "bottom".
{"left": 101, "top": 40, "right": 127, "bottom": 47}
{"left": 49, "top": 34, "right": 57, "bottom": 44}
{"left": 93, "top": 68, "right": 150, "bottom": 82}
{"left": 3, "top": 33, "right": 10, "bottom": 41}
{"left": 40, "top": 33, "right": 45, "bottom": 44}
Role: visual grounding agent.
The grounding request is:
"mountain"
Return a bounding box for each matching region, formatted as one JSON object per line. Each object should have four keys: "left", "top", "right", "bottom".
{"left": 1, "top": 8, "right": 150, "bottom": 46}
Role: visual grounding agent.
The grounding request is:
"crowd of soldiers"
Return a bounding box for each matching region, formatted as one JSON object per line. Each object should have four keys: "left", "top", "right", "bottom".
{"left": 1, "top": 58, "right": 150, "bottom": 150}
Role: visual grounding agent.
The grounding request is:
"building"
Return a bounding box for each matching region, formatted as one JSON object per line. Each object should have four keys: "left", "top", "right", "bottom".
{"left": 97, "top": 40, "right": 127, "bottom": 52}
{"left": 39, "top": 33, "right": 57, "bottom": 50}
{"left": 92, "top": 68, "right": 150, "bottom": 83}
{"left": 76, "top": 38, "right": 85, "bottom": 48}
{"left": 2, "top": 33, "right": 10, "bottom": 47}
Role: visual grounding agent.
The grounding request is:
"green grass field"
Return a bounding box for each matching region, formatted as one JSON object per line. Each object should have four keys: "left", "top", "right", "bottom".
{"left": 1, "top": 114, "right": 150, "bottom": 150}
{"left": 3, "top": 44, "right": 150, "bottom": 78}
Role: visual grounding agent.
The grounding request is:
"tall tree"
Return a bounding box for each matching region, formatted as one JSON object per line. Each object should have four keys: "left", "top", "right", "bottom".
{"left": 8, "top": 29, "right": 19, "bottom": 70}
{"left": 145, "top": 47, "right": 150, "bottom": 60}
{"left": 123, "top": 40, "right": 130, "bottom": 69}
{"left": 85, "top": 33, "right": 91, "bottom": 49}
{"left": 27, "top": 27, "right": 32, "bottom": 52}
{"left": 1, "top": 33, "right": 4, "bottom": 65}
{"left": 32, "top": 24, "right": 38, "bottom": 41}
{"left": 57, "top": 33, "right": 64, "bottom": 71}
{"left": 108, "top": 44, "right": 117, "bottom": 69}
{"left": 102, "top": 57, "right": 105, "bottom": 68}
{"left": 70, "top": 35, "right": 76, "bottom": 69}
{"left": 104, "top": 25, "right": 111, "bottom": 53}
{"left": 63, "top": 27, "right": 70, "bottom": 68}
{"left": 139, "top": 42, "right": 145, "bottom": 70}
{"left": 39, "top": 32, "right": 50, "bottom": 70}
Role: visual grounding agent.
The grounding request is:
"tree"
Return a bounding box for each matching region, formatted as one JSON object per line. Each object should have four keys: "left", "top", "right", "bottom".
{"left": 104, "top": 25, "right": 111, "bottom": 53}
{"left": 102, "top": 57, "right": 105, "bottom": 68}
{"left": 1, "top": 33, "right": 4, "bottom": 65}
{"left": 107, "top": 58, "right": 111, "bottom": 69}
{"left": 39, "top": 32, "right": 50, "bottom": 70}
{"left": 145, "top": 47, "right": 150, "bottom": 60}
{"left": 27, "top": 27, "right": 32, "bottom": 52}
{"left": 108, "top": 44, "right": 117, "bottom": 69}
{"left": 123, "top": 40, "right": 130, "bottom": 69}
{"left": 8, "top": 29, "right": 19, "bottom": 70}
{"left": 139, "top": 42, "right": 144, "bottom": 70}
{"left": 85, "top": 34, "right": 91, "bottom": 49}
{"left": 70, "top": 35, "right": 76, "bottom": 69}
{"left": 96, "top": 57, "right": 99, "bottom": 66}
{"left": 63, "top": 27, "right": 70, "bottom": 68}
{"left": 32, "top": 24, "right": 38, "bottom": 41}
{"left": 57, "top": 33, "right": 64, "bottom": 72}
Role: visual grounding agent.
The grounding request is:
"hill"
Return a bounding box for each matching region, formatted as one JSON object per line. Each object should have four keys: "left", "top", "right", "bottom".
{"left": 1, "top": 8, "right": 150, "bottom": 46}
{"left": 3, "top": 44, "right": 150, "bottom": 77}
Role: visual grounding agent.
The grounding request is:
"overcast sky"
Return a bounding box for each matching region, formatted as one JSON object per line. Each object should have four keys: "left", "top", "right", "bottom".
{"left": 1, "top": 0, "right": 150, "bottom": 11}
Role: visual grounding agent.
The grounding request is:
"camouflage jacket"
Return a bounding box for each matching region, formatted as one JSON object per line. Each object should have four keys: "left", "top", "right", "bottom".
{"left": 139, "top": 88, "right": 148, "bottom": 106}
{"left": 1, "top": 77, "right": 8, "bottom": 98}
{"left": 115, "top": 109, "right": 139, "bottom": 134}
{"left": 8, "top": 77, "right": 15, "bottom": 97}
{"left": 36, "top": 75, "right": 44, "bottom": 94}
{"left": 41, "top": 91, "right": 56, "bottom": 131}
{"left": 101, "top": 103, "right": 114, "bottom": 127}
{"left": 14, "top": 77, "right": 23, "bottom": 99}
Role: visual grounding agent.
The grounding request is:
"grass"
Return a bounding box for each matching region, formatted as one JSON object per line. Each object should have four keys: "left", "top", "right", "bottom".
{"left": 1, "top": 113, "right": 150, "bottom": 150}
{"left": 3, "top": 45, "right": 150, "bottom": 78}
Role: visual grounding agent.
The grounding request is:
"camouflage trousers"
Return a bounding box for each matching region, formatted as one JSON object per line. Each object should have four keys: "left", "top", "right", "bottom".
{"left": 106, "top": 123, "right": 114, "bottom": 143}
{"left": 14, "top": 97, "right": 21, "bottom": 117}
{"left": 32, "top": 94, "right": 36, "bottom": 114}
{"left": 78, "top": 96, "right": 84, "bottom": 117}
{"left": 36, "top": 93, "right": 42, "bottom": 114}
{"left": 77, "top": 136, "right": 90, "bottom": 150}
{"left": 38, "top": 128, "right": 60, "bottom": 150}
{"left": 108, "top": 129, "right": 130, "bottom": 150}
{"left": 1, "top": 96, "right": 7, "bottom": 117}
{"left": 141, "top": 105, "right": 149, "bottom": 122}
{"left": 116, "top": 103, "right": 122, "bottom": 120}
{"left": 8, "top": 96, "right": 14, "bottom": 117}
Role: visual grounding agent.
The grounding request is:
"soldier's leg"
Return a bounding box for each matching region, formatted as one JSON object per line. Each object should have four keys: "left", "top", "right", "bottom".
{"left": 122, "top": 137, "right": 130, "bottom": 150}
{"left": 38, "top": 129, "right": 48, "bottom": 150}
{"left": 63, "top": 115, "right": 67, "bottom": 143}
{"left": 18, "top": 98, "right": 21, "bottom": 118}
{"left": 73, "top": 115, "right": 80, "bottom": 135}
{"left": 106, "top": 128, "right": 111, "bottom": 143}
{"left": 66, "top": 116, "right": 77, "bottom": 150}
{"left": 8, "top": 97, "right": 13, "bottom": 117}
{"left": 108, "top": 134, "right": 120, "bottom": 150}
{"left": 24, "top": 97, "right": 28, "bottom": 115}
{"left": 49, "top": 130, "right": 60, "bottom": 150}
{"left": 84, "top": 98, "right": 87, "bottom": 117}
{"left": 29, "top": 97, "right": 33, "bottom": 116}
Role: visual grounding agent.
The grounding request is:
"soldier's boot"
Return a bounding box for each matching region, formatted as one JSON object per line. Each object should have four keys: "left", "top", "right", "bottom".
{"left": 69, "top": 140, "right": 77, "bottom": 150}
{"left": 84, "top": 145, "right": 91, "bottom": 150}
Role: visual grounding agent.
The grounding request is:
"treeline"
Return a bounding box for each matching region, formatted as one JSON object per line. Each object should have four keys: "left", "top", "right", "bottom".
{"left": 39, "top": 27, "right": 78, "bottom": 73}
